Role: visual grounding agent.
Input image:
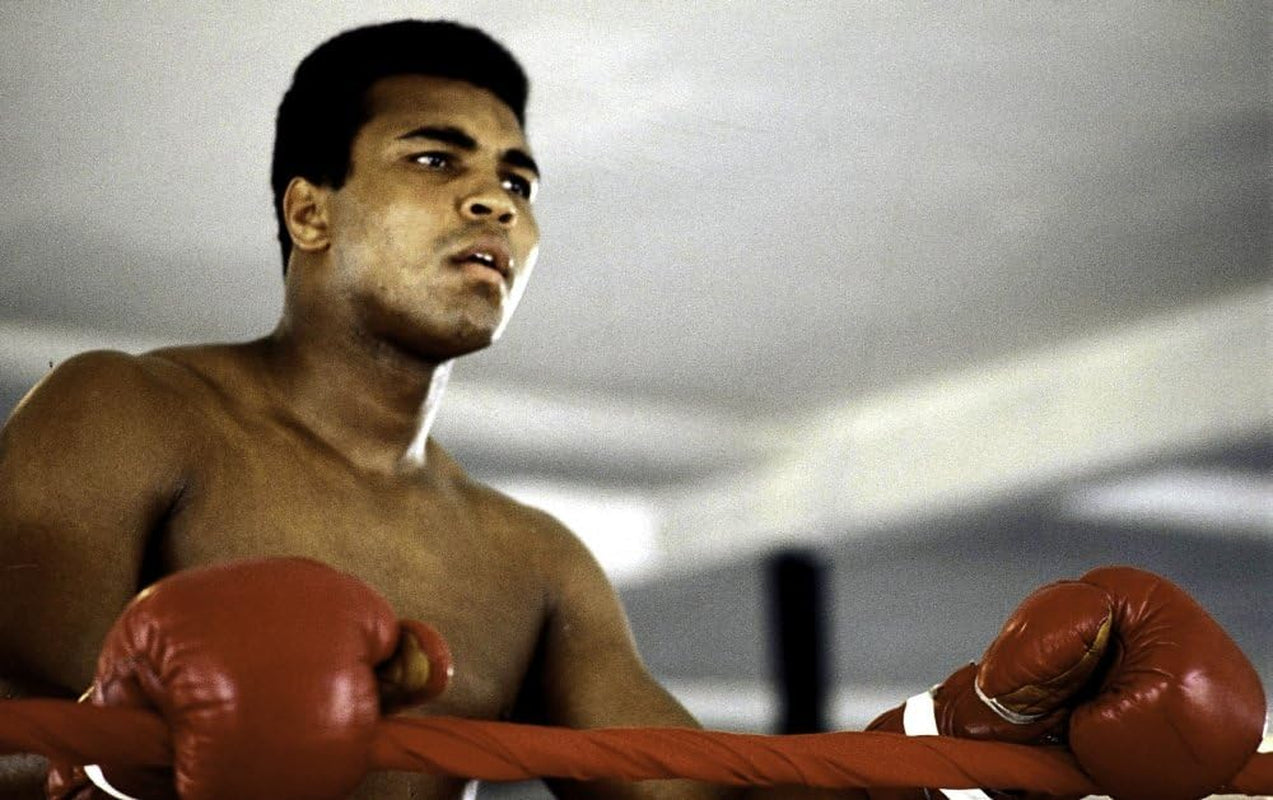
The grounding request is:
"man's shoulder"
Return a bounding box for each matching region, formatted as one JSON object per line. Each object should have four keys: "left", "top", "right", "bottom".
{"left": 447, "top": 470, "right": 599, "bottom": 573}
{"left": 2, "top": 343, "right": 254, "bottom": 452}
{"left": 424, "top": 448, "right": 552, "bottom": 519}
{"left": 18, "top": 346, "right": 218, "bottom": 419}
{"left": 0, "top": 348, "right": 212, "bottom": 514}
{"left": 12, "top": 349, "right": 163, "bottom": 417}
{"left": 434, "top": 456, "right": 565, "bottom": 536}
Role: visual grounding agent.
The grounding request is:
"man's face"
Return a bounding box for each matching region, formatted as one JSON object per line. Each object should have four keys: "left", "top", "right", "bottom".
{"left": 323, "top": 74, "right": 540, "bottom": 360}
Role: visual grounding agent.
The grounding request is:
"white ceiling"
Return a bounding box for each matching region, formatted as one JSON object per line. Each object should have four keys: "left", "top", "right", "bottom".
{"left": 1, "top": 3, "right": 1268, "bottom": 579}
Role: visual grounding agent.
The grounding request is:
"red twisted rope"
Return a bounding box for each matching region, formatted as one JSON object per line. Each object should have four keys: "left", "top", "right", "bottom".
{"left": 370, "top": 716, "right": 1099, "bottom": 792}
{"left": 2, "top": 698, "right": 1270, "bottom": 794}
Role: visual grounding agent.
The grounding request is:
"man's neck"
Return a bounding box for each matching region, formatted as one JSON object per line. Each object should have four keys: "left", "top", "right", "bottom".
{"left": 260, "top": 318, "right": 452, "bottom": 475}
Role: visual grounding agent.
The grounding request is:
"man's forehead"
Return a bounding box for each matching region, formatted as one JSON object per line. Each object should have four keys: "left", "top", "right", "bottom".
{"left": 364, "top": 74, "right": 527, "bottom": 147}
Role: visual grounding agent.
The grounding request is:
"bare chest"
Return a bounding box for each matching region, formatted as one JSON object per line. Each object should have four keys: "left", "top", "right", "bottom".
{"left": 155, "top": 425, "right": 548, "bottom": 798}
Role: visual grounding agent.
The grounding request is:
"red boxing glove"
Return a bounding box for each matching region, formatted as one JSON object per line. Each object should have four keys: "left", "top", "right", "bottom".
{"left": 867, "top": 566, "right": 1266, "bottom": 800}
{"left": 46, "top": 557, "right": 452, "bottom": 800}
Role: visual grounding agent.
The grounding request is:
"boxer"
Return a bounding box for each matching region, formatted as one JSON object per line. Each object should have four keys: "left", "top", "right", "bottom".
{"left": 2, "top": 18, "right": 1265, "bottom": 800}
{"left": 0, "top": 19, "right": 722, "bottom": 800}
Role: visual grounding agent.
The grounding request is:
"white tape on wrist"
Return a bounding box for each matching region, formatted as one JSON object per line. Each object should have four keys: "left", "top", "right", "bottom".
{"left": 902, "top": 690, "right": 994, "bottom": 800}
{"left": 85, "top": 765, "right": 141, "bottom": 800}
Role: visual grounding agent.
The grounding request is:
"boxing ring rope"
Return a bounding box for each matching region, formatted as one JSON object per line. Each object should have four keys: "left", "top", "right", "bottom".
{"left": 2, "top": 699, "right": 1271, "bottom": 795}
{"left": 371, "top": 716, "right": 1099, "bottom": 792}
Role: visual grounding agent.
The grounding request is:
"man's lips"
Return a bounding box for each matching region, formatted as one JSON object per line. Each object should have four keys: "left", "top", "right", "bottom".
{"left": 449, "top": 235, "right": 512, "bottom": 281}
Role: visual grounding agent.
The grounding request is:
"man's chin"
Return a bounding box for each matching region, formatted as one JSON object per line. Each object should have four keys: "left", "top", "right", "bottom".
{"left": 441, "top": 306, "right": 517, "bottom": 355}
{"left": 364, "top": 307, "right": 507, "bottom": 362}
{"left": 401, "top": 322, "right": 501, "bottom": 363}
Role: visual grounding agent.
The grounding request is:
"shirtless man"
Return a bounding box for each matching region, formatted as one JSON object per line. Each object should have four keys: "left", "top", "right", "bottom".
{"left": 0, "top": 17, "right": 1257, "bottom": 799}
{"left": 0, "top": 19, "right": 806, "bottom": 800}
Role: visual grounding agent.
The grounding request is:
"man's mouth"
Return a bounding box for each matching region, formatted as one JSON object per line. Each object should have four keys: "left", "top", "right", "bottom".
{"left": 450, "top": 236, "right": 512, "bottom": 281}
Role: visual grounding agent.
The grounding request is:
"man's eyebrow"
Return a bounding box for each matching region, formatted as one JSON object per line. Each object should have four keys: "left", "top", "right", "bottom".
{"left": 397, "top": 125, "right": 539, "bottom": 178}
{"left": 502, "top": 149, "right": 540, "bottom": 178}
{"left": 397, "top": 125, "right": 477, "bottom": 150}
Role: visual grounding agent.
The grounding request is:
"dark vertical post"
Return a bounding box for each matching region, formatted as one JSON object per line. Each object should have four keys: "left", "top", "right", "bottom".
{"left": 766, "top": 549, "right": 830, "bottom": 734}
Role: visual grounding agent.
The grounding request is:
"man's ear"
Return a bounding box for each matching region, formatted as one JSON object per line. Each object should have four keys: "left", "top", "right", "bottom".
{"left": 282, "top": 177, "right": 332, "bottom": 252}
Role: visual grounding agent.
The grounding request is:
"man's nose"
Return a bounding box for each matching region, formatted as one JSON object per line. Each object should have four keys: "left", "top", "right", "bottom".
{"left": 460, "top": 187, "right": 517, "bottom": 227}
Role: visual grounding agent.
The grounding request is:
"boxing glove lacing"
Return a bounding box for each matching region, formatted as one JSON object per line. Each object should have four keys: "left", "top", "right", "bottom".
{"left": 973, "top": 681, "right": 1047, "bottom": 726}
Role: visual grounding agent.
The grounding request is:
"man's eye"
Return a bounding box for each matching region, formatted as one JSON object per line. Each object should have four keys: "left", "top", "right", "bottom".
{"left": 502, "top": 174, "right": 535, "bottom": 200}
{"left": 412, "top": 152, "right": 451, "bottom": 169}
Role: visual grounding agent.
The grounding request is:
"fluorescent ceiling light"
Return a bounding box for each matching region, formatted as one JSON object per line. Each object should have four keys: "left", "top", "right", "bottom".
{"left": 1061, "top": 468, "right": 1271, "bottom": 536}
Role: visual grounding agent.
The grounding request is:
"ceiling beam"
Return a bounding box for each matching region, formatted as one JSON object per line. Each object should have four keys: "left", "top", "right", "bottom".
{"left": 655, "top": 286, "right": 1270, "bottom": 576}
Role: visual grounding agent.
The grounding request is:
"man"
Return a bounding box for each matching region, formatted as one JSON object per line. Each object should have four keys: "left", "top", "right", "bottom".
{"left": 5, "top": 17, "right": 1249, "bottom": 800}
{"left": 0, "top": 19, "right": 804, "bottom": 800}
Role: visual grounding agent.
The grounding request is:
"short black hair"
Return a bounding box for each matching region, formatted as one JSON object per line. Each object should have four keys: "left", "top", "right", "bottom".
{"left": 271, "top": 20, "right": 529, "bottom": 272}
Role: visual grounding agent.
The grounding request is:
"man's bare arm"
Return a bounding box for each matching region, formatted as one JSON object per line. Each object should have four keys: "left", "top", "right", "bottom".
{"left": 0, "top": 351, "right": 189, "bottom": 794}
{"left": 518, "top": 515, "right": 864, "bottom": 800}
{"left": 510, "top": 515, "right": 709, "bottom": 800}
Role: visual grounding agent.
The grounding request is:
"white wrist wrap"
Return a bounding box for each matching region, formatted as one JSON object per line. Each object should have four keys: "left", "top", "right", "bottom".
{"left": 85, "top": 765, "right": 141, "bottom": 800}
{"left": 902, "top": 690, "right": 994, "bottom": 800}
